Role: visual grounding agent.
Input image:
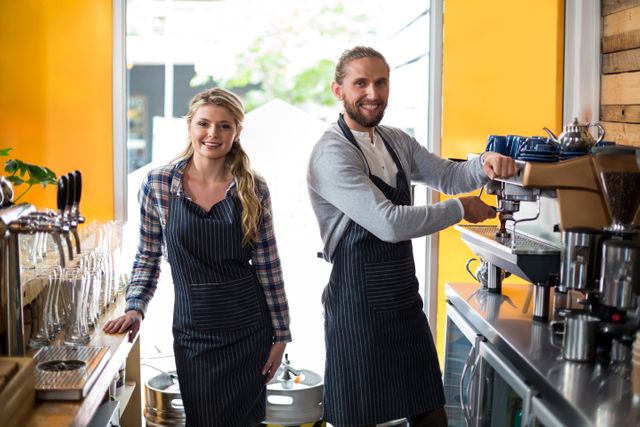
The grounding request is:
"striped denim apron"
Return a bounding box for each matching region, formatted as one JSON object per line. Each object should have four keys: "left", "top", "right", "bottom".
{"left": 166, "top": 179, "right": 272, "bottom": 427}
{"left": 322, "top": 115, "right": 445, "bottom": 425}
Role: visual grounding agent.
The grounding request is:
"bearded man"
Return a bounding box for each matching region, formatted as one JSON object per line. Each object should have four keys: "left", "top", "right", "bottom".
{"left": 306, "top": 46, "right": 517, "bottom": 427}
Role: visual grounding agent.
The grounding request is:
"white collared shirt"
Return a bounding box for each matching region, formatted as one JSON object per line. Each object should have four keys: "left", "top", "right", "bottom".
{"left": 351, "top": 129, "right": 399, "bottom": 187}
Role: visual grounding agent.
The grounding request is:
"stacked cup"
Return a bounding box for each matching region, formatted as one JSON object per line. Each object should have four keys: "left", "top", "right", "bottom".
{"left": 633, "top": 332, "right": 640, "bottom": 398}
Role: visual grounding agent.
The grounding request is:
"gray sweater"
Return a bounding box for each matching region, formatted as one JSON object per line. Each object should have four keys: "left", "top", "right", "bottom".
{"left": 307, "top": 123, "right": 489, "bottom": 261}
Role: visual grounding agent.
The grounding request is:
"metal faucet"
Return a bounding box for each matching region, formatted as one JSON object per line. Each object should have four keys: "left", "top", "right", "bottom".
{"left": 0, "top": 174, "right": 79, "bottom": 356}
{"left": 1, "top": 204, "right": 35, "bottom": 356}
{"left": 278, "top": 353, "right": 300, "bottom": 382}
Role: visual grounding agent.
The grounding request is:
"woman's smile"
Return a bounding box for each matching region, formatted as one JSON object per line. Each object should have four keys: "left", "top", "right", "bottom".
{"left": 189, "top": 104, "right": 241, "bottom": 161}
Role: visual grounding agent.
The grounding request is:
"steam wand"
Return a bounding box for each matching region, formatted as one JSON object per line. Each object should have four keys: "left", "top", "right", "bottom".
{"left": 507, "top": 195, "right": 541, "bottom": 249}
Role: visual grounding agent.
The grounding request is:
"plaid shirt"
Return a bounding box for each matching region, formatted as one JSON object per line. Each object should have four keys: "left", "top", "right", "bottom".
{"left": 125, "top": 159, "right": 291, "bottom": 343}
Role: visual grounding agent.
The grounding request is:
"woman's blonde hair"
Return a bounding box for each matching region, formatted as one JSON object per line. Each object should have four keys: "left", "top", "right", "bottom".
{"left": 175, "top": 87, "right": 261, "bottom": 246}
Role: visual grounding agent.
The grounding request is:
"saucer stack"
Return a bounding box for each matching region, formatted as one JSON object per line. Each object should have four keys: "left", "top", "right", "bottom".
{"left": 516, "top": 149, "right": 559, "bottom": 163}
{"left": 559, "top": 150, "right": 589, "bottom": 161}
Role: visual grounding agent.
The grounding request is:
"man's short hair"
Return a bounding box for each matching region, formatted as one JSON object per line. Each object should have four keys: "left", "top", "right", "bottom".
{"left": 334, "top": 46, "right": 390, "bottom": 85}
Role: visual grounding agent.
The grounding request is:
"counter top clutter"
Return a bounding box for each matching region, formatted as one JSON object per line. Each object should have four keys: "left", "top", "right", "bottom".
{"left": 0, "top": 296, "right": 141, "bottom": 427}
{"left": 0, "top": 200, "right": 138, "bottom": 427}
{"left": 444, "top": 282, "right": 639, "bottom": 427}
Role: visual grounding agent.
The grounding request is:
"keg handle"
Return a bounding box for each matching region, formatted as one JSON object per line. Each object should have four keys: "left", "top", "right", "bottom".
{"left": 140, "top": 363, "right": 178, "bottom": 383}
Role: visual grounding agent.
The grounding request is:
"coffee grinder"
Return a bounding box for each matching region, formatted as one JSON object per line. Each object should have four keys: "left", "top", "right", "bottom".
{"left": 591, "top": 148, "right": 640, "bottom": 360}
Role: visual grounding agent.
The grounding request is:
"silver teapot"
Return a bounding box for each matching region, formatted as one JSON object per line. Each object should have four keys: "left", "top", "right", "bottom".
{"left": 543, "top": 117, "right": 605, "bottom": 152}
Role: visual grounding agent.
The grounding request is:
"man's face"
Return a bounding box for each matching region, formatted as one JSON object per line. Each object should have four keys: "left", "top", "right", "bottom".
{"left": 332, "top": 57, "right": 390, "bottom": 132}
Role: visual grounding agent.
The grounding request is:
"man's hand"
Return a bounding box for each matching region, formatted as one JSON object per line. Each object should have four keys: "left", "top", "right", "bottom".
{"left": 459, "top": 196, "right": 496, "bottom": 223}
{"left": 482, "top": 152, "right": 518, "bottom": 179}
{"left": 262, "top": 342, "right": 287, "bottom": 383}
{"left": 103, "top": 310, "right": 143, "bottom": 342}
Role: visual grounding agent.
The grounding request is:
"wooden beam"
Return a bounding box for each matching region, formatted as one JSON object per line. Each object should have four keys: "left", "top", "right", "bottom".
{"left": 603, "top": 6, "right": 640, "bottom": 52}
{"left": 604, "top": 5, "right": 640, "bottom": 35}
{"left": 603, "top": 28, "right": 640, "bottom": 53}
{"left": 602, "top": 47, "right": 640, "bottom": 73}
{"left": 601, "top": 121, "right": 640, "bottom": 146}
{"left": 603, "top": 0, "right": 640, "bottom": 16}
{"left": 601, "top": 105, "right": 640, "bottom": 123}
{"left": 601, "top": 71, "right": 640, "bottom": 104}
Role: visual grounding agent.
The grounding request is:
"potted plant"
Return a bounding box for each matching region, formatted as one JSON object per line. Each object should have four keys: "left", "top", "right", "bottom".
{"left": 1, "top": 148, "right": 57, "bottom": 203}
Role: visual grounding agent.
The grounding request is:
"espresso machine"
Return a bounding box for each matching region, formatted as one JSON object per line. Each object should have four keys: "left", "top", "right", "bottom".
{"left": 455, "top": 161, "right": 562, "bottom": 322}
{"left": 458, "top": 145, "right": 640, "bottom": 362}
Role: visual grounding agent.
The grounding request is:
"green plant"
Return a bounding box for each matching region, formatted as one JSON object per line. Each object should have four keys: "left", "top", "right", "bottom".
{"left": 1, "top": 148, "right": 57, "bottom": 203}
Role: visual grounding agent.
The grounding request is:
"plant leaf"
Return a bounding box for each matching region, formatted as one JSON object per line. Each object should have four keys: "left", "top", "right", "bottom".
{"left": 5, "top": 159, "right": 17, "bottom": 174}
{"left": 0, "top": 148, "right": 12, "bottom": 156}
{"left": 5, "top": 176, "right": 25, "bottom": 186}
{"left": 17, "top": 161, "right": 28, "bottom": 177}
{"left": 2, "top": 155, "right": 57, "bottom": 200}
{"left": 28, "top": 165, "right": 47, "bottom": 181}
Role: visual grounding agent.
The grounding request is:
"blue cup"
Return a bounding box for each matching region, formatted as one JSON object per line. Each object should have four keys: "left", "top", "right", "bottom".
{"left": 486, "top": 135, "right": 509, "bottom": 155}
{"left": 507, "top": 135, "right": 525, "bottom": 158}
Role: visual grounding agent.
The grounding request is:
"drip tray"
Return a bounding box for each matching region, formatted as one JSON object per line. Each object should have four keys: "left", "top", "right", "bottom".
{"left": 34, "top": 346, "right": 110, "bottom": 400}
{"left": 455, "top": 224, "right": 560, "bottom": 284}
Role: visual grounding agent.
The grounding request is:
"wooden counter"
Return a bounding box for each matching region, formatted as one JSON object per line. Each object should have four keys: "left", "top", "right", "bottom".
{"left": 22, "top": 296, "right": 142, "bottom": 427}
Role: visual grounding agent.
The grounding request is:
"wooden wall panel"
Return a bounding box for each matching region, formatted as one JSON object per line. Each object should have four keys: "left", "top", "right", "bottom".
{"left": 601, "top": 71, "right": 640, "bottom": 104}
{"left": 601, "top": 2, "right": 640, "bottom": 147}
{"left": 603, "top": 28, "right": 640, "bottom": 53}
{"left": 603, "top": 4, "right": 640, "bottom": 36}
{"left": 603, "top": 0, "right": 640, "bottom": 16}
{"left": 603, "top": 5, "right": 640, "bottom": 52}
{"left": 601, "top": 105, "right": 640, "bottom": 123}
{"left": 602, "top": 47, "right": 640, "bottom": 73}
{"left": 601, "top": 121, "right": 640, "bottom": 147}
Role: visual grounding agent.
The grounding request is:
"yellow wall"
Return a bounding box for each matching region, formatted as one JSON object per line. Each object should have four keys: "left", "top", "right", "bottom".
{"left": 0, "top": 0, "right": 114, "bottom": 220}
{"left": 437, "top": 0, "right": 564, "bottom": 353}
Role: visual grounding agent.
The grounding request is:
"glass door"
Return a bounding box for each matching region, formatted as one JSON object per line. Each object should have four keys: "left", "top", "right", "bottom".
{"left": 443, "top": 303, "right": 482, "bottom": 426}
{"left": 530, "top": 395, "right": 564, "bottom": 427}
{"left": 476, "top": 340, "right": 533, "bottom": 427}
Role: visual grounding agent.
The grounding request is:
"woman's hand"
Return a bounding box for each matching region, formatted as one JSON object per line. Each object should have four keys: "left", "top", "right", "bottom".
{"left": 262, "top": 342, "right": 286, "bottom": 383}
{"left": 102, "top": 310, "right": 143, "bottom": 342}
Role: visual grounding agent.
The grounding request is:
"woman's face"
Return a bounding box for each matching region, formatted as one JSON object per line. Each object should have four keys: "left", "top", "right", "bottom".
{"left": 189, "top": 104, "right": 241, "bottom": 162}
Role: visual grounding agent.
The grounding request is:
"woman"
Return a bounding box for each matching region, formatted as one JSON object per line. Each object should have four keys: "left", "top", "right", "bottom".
{"left": 104, "top": 88, "right": 291, "bottom": 426}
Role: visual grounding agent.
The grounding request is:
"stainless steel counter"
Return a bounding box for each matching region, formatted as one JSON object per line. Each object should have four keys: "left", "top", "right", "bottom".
{"left": 446, "top": 282, "right": 640, "bottom": 427}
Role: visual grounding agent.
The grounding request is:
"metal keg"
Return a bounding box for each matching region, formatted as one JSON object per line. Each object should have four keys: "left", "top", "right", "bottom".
{"left": 264, "top": 364, "right": 324, "bottom": 426}
{"left": 144, "top": 371, "right": 186, "bottom": 427}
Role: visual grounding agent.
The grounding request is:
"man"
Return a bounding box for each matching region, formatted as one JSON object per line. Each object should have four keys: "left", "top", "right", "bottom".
{"left": 306, "top": 46, "right": 517, "bottom": 426}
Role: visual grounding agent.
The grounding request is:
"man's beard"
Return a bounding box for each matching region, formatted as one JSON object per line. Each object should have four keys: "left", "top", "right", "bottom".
{"left": 343, "top": 98, "right": 386, "bottom": 128}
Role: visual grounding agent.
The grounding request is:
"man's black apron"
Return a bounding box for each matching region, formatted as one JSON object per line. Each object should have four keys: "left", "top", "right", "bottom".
{"left": 165, "top": 169, "right": 273, "bottom": 427}
{"left": 322, "top": 115, "right": 445, "bottom": 425}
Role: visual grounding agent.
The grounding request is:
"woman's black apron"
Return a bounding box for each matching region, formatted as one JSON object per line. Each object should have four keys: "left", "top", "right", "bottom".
{"left": 322, "top": 115, "right": 445, "bottom": 425}
{"left": 165, "top": 170, "right": 273, "bottom": 427}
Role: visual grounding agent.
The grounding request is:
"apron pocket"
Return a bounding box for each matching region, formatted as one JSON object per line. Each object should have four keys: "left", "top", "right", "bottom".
{"left": 189, "top": 275, "right": 261, "bottom": 332}
{"left": 364, "top": 257, "right": 417, "bottom": 313}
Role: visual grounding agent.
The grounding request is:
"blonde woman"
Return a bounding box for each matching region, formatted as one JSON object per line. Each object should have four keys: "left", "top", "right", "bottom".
{"left": 104, "top": 88, "right": 291, "bottom": 426}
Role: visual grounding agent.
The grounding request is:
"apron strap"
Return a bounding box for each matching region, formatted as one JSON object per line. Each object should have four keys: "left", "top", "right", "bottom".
{"left": 375, "top": 128, "right": 404, "bottom": 177}
{"left": 337, "top": 113, "right": 372, "bottom": 174}
{"left": 337, "top": 113, "right": 408, "bottom": 187}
